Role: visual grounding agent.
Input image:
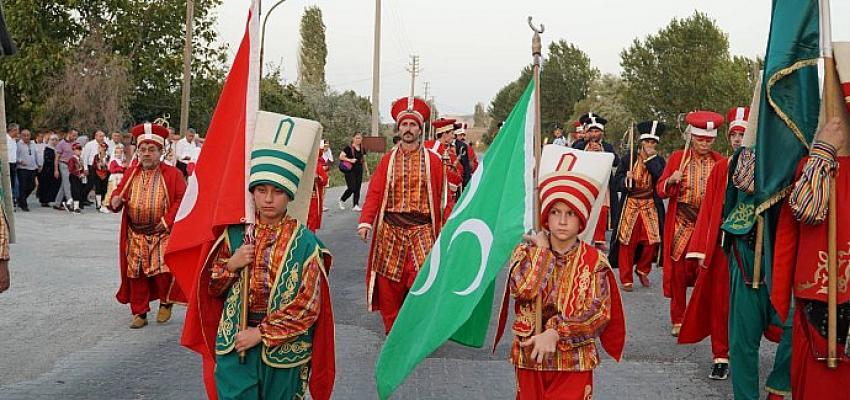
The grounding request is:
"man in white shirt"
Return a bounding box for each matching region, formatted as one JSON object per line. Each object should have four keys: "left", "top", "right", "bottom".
{"left": 81, "top": 130, "right": 106, "bottom": 206}
{"left": 106, "top": 131, "right": 124, "bottom": 158}
{"left": 6, "top": 123, "right": 18, "bottom": 207}
{"left": 174, "top": 128, "right": 198, "bottom": 177}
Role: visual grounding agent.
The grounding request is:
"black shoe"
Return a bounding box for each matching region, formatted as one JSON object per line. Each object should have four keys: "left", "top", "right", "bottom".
{"left": 20, "top": 207, "right": 30, "bottom": 212}
{"left": 40, "top": 203, "right": 50, "bottom": 208}
{"left": 709, "top": 362, "right": 729, "bottom": 380}
{"left": 52, "top": 204, "right": 64, "bottom": 211}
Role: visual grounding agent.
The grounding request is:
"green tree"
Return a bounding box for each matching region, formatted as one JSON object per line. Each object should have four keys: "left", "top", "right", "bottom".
{"left": 260, "top": 66, "right": 316, "bottom": 121}
{"left": 620, "top": 11, "right": 758, "bottom": 153}
{"left": 40, "top": 30, "right": 131, "bottom": 133}
{"left": 541, "top": 40, "right": 599, "bottom": 129}
{"left": 0, "top": 0, "right": 227, "bottom": 131}
{"left": 0, "top": 1, "right": 79, "bottom": 125}
{"left": 571, "top": 74, "right": 634, "bottom": 152}
{"left": 298, "top": 6, "right": 327, "bottom": 90}
{"left": 484, "top": 40, "right": 597, "bottom": 144}
{"left": 473, "top": 102, "right": 488, "bottom": 128}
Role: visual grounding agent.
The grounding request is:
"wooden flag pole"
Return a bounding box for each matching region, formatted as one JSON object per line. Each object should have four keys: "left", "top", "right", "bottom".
{"left": 528, "top": 16, "right": 545, "bottom": 336}
{"left": 820, "top": 0, "right": 843, "bottom": 370}
{"left": 626, "top": 122, "right": 635, "bottom": 189}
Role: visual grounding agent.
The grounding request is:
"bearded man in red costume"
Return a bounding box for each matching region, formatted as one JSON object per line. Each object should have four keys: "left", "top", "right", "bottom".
{"left": 357, "top": 96, "right": 446, "bottom": 334}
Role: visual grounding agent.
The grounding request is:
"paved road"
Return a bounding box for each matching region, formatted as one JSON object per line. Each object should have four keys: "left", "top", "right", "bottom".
{"left": 0, "top": 187, "right": 781, "bottom": 399}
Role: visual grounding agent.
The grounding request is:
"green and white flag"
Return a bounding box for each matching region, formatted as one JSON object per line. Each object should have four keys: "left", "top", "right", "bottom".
{"left": 375, "top": 80, "right": 536, "bottom": 399}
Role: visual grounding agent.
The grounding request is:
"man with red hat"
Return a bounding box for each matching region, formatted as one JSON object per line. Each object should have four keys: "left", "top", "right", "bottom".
{"left": 572, "top": 112, "right": 620, "bottom": 249}
{"left": 656, "top": 110, "right": 725, "bottom": 337}
{"left": 357, "top": 96, "right": 446, "bottom": 333}
{"left": 425, "top": 118, "right": 463, "bottom": 222}
{"left": 502, "top": 148, "right": 625, "bottom": 400}
{"left": 109, "top": 122, "right": 187, "bottom": 329}
{"left": 678, "top": 107, "right": 750, "bottom": 381}
{"left": 610, "top": 120, "right": 667, "bottom": 292}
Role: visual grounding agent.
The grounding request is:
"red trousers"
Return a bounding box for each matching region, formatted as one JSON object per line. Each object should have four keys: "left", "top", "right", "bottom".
{"left": 593, "top": 207, "right": 609, "bottom": 244}
{"left": 669, "top": 257, "right": 698, "bottom": 325}
{"left": 791, "top": 306, "right": 850, "bottom": 400}
{"left": 128, "top": 273, "right": 174, "bottom": 315}
{"left": 515, "top": 368, "right": 593, "bottom": 400}
{"left": 374, "top": 252, "right": 418, "bottom": 334}
{"left": 617, "top": 216, "right": 657, "bottom": 285}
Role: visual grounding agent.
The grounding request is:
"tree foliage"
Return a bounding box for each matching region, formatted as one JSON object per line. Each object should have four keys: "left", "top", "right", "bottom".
{"left": 571, "top": 74, "right": 634, "bottom": 152}
{"left": 620, "top": 11, "right": 759, "bottom": 153}
{"left": 485, "top": 40, "right": 597, "bottom": 144}
{"left": 40, "top": 30, "right": 131, "bottom": 133}
{"left": 298, "top": 6, "right": 327, "bottom": 89}
{"left": 541, "top": 40, "right": 599, "bottom": 129}
{"left": 0, "top": 0, "right": 227, "bottom": 132}
{"left": 473, "top": 102, "right": 488, "bottom": 128}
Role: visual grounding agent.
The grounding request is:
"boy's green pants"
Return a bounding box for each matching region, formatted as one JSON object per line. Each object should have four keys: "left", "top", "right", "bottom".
{"left": 215, "top": 346, "right": 309, "bottom": 400}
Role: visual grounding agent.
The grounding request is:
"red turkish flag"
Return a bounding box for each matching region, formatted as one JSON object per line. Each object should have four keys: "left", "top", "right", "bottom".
{"left": 164, "top": 2, "right": 260, "bottom": 398}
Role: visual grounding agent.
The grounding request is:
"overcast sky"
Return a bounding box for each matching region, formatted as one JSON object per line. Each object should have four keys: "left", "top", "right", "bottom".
{"left": 214, "top": 0, "right": 850, "bottom": 120}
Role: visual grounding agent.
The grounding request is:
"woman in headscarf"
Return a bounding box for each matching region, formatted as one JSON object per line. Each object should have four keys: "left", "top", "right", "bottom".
{"left": 37, "top": 133, "right": 60, "bottom": 207}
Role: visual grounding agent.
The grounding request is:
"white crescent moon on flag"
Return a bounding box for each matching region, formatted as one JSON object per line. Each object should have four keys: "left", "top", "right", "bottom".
{"left": 452, "top": 219, "right": 493, "bottom": 296}
{"left": 409, "top": 218, "right": 493, "bottom": 297}
{"left": 410, "top": 234, "right": 441, "bottom": 296}
{"left": 175, "top": 174, "right": 199, "bottom": 222}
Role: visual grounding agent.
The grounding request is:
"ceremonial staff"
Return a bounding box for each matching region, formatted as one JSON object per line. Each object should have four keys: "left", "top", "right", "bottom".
{"left": 626, "top": 122, "right": 635, "bottom": 189}
{"left": 527, "top": 16, "right": 545, "bottom": 336}
{"left": 238, "top": 224, "right": 256, "bottom": 364}
{"left": 820, "top": 0, "right": 846, "bottom": 369}
{"left": 675, "top": 112, "right": 692, "bottom": 174}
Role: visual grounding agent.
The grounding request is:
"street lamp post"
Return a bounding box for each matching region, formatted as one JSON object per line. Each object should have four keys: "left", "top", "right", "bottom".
{"left": 259, "top": 0, "right": 288, "bottom": 80}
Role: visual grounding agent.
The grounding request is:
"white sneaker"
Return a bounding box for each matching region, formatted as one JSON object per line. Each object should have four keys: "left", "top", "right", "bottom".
{"left": 99, "top": 207, "right": 111, "bottom": 214}
{"left": 322, "top": 206, "right": 329, "bottom": 212}
{"left": 338, "top": 200, "right": 345, "bottom": 210}
{"left": 352, "top": 205, "right": 362, "bottom": 212}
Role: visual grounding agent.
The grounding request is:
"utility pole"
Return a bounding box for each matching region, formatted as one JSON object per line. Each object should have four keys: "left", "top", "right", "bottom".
{"left": 179, "top": 0, "right": 195, "bottom": 137}
{"left": 370, "top": 0, "right": 382, "bottom": 137}
{"left": 406, "top": 55, "right": 420, "bottom": 98}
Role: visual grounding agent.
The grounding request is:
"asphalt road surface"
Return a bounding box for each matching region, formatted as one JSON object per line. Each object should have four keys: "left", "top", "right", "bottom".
{"left": 0, "top": 186, "right": 781, "bottom": 399}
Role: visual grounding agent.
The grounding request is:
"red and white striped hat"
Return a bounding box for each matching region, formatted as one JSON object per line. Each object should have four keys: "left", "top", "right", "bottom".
{"left": 538, "top": 146, "right": 614, "bottom": 232}
{"left": 726, "top": 106, "right": 750, "bottom": 135}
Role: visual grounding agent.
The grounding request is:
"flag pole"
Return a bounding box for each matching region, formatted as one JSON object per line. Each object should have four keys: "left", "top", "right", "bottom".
{"left": 528, "top": 16, "right": 545, "bottom": 336}
{"left": 820, "top": 0, "right": 844, "bottom": 370}
{"left": 626, "top": 122, "right": 634, "bottom": 189}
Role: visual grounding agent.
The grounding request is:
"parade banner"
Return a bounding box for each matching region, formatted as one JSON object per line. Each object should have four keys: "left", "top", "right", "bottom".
{"left": 375, "top": 80, "right": 536, "bottom": 399}
{"left": 754, "top": 0, "right": 821, "bottom": 214}
{"left": 752, "top": 0, "right": 821, "bottom": 288}
{"left": 164, "top": 1, "right": 260, "bottom": 399}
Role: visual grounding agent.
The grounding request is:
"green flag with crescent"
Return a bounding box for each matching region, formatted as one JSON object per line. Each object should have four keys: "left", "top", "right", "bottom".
{"left": 374, "top": 80, "right": 536, "bottom": 399}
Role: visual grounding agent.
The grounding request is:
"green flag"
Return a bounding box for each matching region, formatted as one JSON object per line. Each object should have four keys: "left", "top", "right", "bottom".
{"left": 375, "top": 80, "right": 536, "bottom": 399}
{"left": 754, "top": 0, "right": 820, "bottom": 213}
{"left": 754, "top": 0, "right": 821, "bottom": 285}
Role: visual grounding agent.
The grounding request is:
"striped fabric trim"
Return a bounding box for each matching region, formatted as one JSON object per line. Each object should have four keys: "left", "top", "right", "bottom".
{"left": 788, "top": 141, "right": 837, "bottom": 225}
{"left": 249, "top": 174, "right": 299, "bottom": 199}
{"left": 251, "top": 148, "right": 307, "bottom": 171}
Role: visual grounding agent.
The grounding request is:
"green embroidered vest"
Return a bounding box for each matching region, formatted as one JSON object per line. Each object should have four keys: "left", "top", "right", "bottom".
{"left": 215, "top": 222, "right": 325, "bottom": 368}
